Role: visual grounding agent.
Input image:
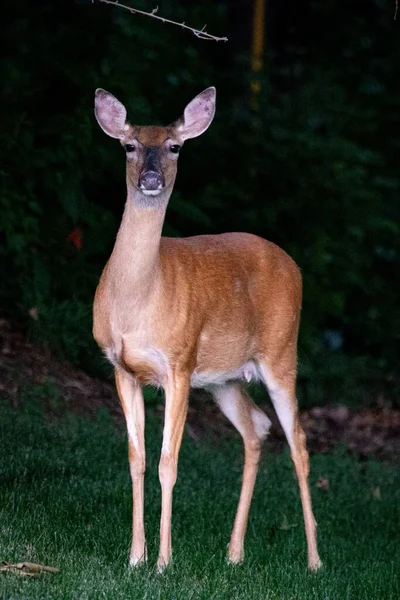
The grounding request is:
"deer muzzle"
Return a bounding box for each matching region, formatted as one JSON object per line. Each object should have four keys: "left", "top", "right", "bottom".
{"left": 139, "top": 170, "right": 165, "bottom": 193}
{"left": 139, "top": 146, "right": 165, "bottom": 194}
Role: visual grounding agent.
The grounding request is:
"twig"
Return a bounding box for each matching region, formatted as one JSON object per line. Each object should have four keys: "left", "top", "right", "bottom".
{"left": 96, "top": 0, "right": 228, "bottom": 42}
{"left": 395, "top": 0, "right": 398, "bottom": 20}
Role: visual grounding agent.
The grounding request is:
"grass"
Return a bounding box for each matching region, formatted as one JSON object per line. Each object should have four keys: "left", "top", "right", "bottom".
{"left": 0, "top": 389, "right": 399, "bottom": 600}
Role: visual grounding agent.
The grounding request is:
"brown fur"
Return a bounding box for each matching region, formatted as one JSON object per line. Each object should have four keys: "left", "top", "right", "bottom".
{"left": 92, "top": 87, "right": 321, "bottom": 572}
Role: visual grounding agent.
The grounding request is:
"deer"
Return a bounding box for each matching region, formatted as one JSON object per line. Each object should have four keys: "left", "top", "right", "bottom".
{"left": 92, "top": 86, "right": 322, "bottom": 573}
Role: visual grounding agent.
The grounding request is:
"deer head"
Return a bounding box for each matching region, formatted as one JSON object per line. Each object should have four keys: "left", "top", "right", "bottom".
{"left": 94, "top": 87, "right": 216, "bottom": 201}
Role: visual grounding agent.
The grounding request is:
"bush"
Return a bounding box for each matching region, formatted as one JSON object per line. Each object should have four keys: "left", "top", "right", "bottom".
{"left": 0, "top": 0, "right": 398, "bottom": 398}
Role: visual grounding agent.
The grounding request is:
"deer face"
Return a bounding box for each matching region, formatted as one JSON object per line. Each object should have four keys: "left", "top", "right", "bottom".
{"left": 120, "top": 125, "right": 182, "bottom": 196}
{"left": 94, "top": 87, "right": 216, "bottom": 199}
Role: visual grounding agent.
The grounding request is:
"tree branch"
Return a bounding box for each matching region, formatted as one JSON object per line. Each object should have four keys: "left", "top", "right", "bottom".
{"left": 96, "top": 0, "right": 228, "bottom": 42}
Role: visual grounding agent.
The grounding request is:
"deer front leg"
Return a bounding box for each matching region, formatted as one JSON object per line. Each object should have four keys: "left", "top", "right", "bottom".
{"left": 157, "top": 373, "right": 190, "bottom": 571}
{"left": 115, "top": 368, "right": 147, "bottom": 566}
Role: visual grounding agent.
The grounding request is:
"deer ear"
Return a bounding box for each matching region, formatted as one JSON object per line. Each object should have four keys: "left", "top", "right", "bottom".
{"left": 174, "top": 87, "right": 216, "bottom": 141}
{"left": 94, "top": 89, "right": 128, "bottom": 139}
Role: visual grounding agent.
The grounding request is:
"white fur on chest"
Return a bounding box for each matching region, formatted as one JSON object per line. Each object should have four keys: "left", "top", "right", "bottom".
{"left": 106, "top": 343, "right": 260, "bottom": 391}
{"left": 105, "top": 342, "right": 169, "bottom": 386}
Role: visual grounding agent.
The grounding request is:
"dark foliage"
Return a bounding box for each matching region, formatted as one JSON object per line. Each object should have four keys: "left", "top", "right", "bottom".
{"left": 0, "top": 0, "right": 398, "bottom": 402}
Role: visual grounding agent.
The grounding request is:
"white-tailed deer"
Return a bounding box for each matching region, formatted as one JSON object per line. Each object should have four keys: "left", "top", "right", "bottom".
{"left": 93, "top": 87, "right": 321, "bottom": 572}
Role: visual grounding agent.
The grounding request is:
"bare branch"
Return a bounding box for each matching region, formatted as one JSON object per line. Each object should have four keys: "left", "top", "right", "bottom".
{"left": 96, "top": 0, "right": 228, "bottom": 42}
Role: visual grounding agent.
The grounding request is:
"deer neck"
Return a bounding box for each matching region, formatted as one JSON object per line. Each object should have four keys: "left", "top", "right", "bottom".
{"left": 107, "top": 186, "right": 171, "bottom": 299}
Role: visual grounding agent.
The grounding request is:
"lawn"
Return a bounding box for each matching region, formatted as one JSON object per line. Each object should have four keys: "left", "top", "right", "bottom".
{"left": 0, "top": 391, "right": 399, "bottom": 599}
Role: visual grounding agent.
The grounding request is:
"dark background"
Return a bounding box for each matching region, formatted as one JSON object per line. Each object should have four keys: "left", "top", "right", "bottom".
{"left": 1, "top": 0, "right": 399, "bottom": 405}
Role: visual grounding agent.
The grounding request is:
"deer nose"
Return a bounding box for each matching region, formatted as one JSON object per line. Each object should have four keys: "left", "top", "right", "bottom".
{"left": 139, "top": 171, "right": 165, "bottom": 191}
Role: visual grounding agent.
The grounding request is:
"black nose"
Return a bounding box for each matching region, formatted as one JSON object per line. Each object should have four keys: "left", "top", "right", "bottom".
{"left": 139, "top": 170, "right": 165, "bottom": 191}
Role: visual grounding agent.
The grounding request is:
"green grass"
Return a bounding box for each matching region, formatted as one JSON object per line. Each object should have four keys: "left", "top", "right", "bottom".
{"left": 0, "top": 393, "right": 399, "bottom": 600}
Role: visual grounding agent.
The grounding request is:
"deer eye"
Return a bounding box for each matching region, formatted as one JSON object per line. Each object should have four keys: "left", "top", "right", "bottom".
{"left": 170, "top": 145, "right": 181, "bottom": 154}
{"left": 125, "top": 144, "right": 136, "bottom": 153}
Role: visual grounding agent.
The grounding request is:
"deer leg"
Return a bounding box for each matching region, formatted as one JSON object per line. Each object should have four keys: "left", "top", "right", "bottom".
{"left": 210, "top": 383, "right": 271, "bottom": 564}
{"left": 260, "top": 361, "right": 322, "bottom": 571}
{"left": 115, "top": 368, "right": 147, "bottom": 566}
{"left": 157, "top": 373, "right": 190, "bottom": 571}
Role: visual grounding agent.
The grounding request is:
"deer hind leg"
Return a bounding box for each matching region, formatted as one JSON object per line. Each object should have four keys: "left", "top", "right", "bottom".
{"left": 115, "top": 368, "right": 147, "bottom": 566}
{"left": 259, "top": 359, "right": 322, "bottom": 571}
{"left": 210, "top": 382, "right": 271, "bottom": 564}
